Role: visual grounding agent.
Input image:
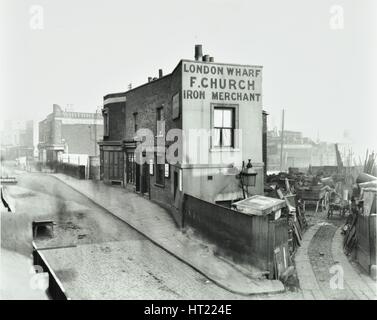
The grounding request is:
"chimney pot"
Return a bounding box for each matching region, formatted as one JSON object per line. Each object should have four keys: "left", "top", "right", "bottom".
{"left": 209, "top": 56, "right": 214, "bottom": 62}
{"left": 203, "top": 55, "right": 210, "bottom": 62}
{"left": 194, "top": 44, "right": 203, "bottom": 61}
{"left": 158, "top": 69, "right": 163, "bottom": 78}
{"left": 148, "top": 77, "right": 152, "bottom": 82}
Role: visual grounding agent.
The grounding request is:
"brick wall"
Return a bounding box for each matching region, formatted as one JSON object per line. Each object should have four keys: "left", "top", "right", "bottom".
{"left": 124, "top": 65, "right": 182, "bottom": 209}
{"left": 104, "top": 102, "right": 126, "bottom": 141}
{"left": 124, "top": 70, "right": 182, "bottom": 140}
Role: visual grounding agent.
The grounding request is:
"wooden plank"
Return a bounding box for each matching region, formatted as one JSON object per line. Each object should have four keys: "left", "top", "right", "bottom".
{"left": 370, "top": 215, "right": 377, "bottom": 266}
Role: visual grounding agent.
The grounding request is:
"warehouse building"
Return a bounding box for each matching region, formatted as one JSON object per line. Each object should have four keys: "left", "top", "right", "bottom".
{"left": 38, "top": 104, "right": 103, "bottom": 164}
{"left": 99, "top": 45, "right": 265, "bottom": 219}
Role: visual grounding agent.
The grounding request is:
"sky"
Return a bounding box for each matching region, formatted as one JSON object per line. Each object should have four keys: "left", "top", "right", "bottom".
{"left": 1, "top": 0, "right": 376, "bottom": 158}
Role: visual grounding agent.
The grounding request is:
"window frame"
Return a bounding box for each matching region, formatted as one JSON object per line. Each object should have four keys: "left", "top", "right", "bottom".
{"left": 133, "top": 112, "right": 138, "bottom": 134}
{"left": 126, "top": 152, "right": 136, "bottom": 184}
{"left": 156, "top": 106, "right": 164, "bottom": 137}
{"left": 211, "top": 104, "right": 239, "bottom": 149}
{"left": 155, "top": 153, "right": 165, "bottom": 187}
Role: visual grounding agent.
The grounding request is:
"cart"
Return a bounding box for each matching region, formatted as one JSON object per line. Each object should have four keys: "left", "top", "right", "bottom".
{"left": 327, "top": 191, "right": 350, "bottom": 219}
{"left": 296, "top": 186, "right": 328, "bottom": 213}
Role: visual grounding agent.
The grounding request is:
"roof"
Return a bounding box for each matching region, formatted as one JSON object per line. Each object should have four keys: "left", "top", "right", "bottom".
{"left": 103, "top": 58, "right": 264, "bottom": 101}
{"left": 233, "top": 195, "right": 286, "bottom": 216}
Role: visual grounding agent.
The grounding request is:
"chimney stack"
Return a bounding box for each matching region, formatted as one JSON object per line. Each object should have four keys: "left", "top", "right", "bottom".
{"left": 148, "top": 77, "right": 152, "bottom": 82}
{"left": 53, "top": 104, "right": 62, "bottom": 114}
{"left": 209, "top": 56, "right": 214, "bottom": 62}
{"left": 158, "top": 69, "right": 163, "bottom": 78}
{"left": 203, "top": 55, "right": 210, "bottom": 62}
{"left": 194, "top": 44, "right": 203, "bottom": 61}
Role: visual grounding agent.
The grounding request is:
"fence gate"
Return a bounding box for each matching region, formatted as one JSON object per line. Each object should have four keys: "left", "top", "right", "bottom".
{"left": 268, "top": 218, "right": 290, "bottom": 279}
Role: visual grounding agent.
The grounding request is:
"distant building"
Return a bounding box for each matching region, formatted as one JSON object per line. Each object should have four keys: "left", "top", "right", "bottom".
{"left": 99, "top": 45, "right": 265, "bottom": 215}
{"left": 267, "top": 129, "right": 336, "bottom": 171}
{"left": 38, "top": 104, "right": 103, "bottom": 164}
{"left": 0, "top": 120, "right": 38, "bottom": 160}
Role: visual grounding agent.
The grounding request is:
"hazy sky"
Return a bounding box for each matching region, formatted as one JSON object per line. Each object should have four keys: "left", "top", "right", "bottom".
{"left": 1, "top": 0, "right": 376, "bottom": 157}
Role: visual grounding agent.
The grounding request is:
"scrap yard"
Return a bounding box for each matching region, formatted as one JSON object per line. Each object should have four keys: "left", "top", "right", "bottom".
{"left": 2, "top": 143, "right": 376, "bottom": 300}
{"left": 1, "top": 1, "right": 376, "bottom": 304}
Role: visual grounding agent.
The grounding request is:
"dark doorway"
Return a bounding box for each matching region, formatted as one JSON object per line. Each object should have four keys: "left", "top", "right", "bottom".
{"left": 174, "top": 171, "right": 178, "bottom": 205}
{"left": 141, "top": 162, "right": 149, "bottom": 195}
{"left": 135, "top": 163, "right": 140, "bottom": 192}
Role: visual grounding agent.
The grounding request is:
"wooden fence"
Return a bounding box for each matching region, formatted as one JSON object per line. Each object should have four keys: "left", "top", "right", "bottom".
{"left": 37, "top": 161, "right": 86, "bottom": 179}
{"left": 183, "top": 194, "right": 289, "bottom": 279}
{"left": 356, "top": 214, "right": 377, "bottom": 273}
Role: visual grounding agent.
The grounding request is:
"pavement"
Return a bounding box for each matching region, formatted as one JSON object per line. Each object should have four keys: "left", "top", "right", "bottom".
{"left": 295, "top": 212, "right": 377, "bottom": 300}
{"left": 52, "top": 173, "right": 285, "bottom": 296}
{"left": 4, "top": 171, "right": 292, "bottom": 300}
{"left": 0, "top": 248, "right": 49, "bottom": 300}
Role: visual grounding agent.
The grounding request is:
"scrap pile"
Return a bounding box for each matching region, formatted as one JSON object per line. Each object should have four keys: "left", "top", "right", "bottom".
{"left": 265, "top": 166, "right": 352, "bottom": 257}
{"left": 286, "top": 196, "right": 307, "bottom": 256}
{"left": 342, "top": 201, "right": 359, "bottom": 255}
{"left": 266, "top": 173, "right": 308, "bottom": 257}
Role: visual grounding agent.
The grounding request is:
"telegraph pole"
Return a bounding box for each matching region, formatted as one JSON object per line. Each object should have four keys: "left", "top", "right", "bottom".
{"left": 280, "top": 109, "right": 285, "bottom": 172}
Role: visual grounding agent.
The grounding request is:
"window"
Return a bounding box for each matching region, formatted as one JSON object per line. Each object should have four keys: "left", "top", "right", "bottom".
{"left": 133, "top": 112, "right": 138, "bottom": 133}
{"left": 155, "top": 153, "right": 165, "bottom": 186}
{"left": 164, "top": 163, "right": 170, "bottom": 178}
{"left": 103, "top": 109, "right": 109, "bottom": 137}
{"left": 156, "top": 107, "right": 164, "bottom": 136}
{"left": 126, "top": 152, "right": 135, "bottom": 184}
{"left": 149, "top": 159, "right": 154, "bottom": 175}
{"left": 213, "top": 107, "right": 235, "bottom": 147}
{"left": 179, "top": 169, "right": 182, "bottom": 191}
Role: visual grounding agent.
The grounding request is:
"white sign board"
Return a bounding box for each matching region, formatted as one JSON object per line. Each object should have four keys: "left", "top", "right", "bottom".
{"left": 182, "top": 61, "right": 262, "bottom": 103}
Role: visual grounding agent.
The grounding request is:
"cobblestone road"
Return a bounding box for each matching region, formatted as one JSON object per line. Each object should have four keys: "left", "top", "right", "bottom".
{"left": 296, "top": 210, "right": 377, "bottom": 300}
{"left": 308, "top": 222, "right": 355, "bottom": 299}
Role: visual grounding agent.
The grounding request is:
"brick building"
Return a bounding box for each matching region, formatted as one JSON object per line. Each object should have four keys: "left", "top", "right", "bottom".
{"left": 99, "top": 45, "right": 265, "bottom": 218}
{"left": 38, "top": 104, "right": 103, "bottom": 164}
{"left": 98, "top": 93, "right": 126, "bottom": 184}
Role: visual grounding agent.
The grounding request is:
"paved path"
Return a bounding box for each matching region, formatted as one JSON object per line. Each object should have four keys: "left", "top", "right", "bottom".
{"left": 52, "top": 174, "right": 285, "bottom": 296}
{"left": 295, "top": 212, "right": 377, "bottom": 300}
